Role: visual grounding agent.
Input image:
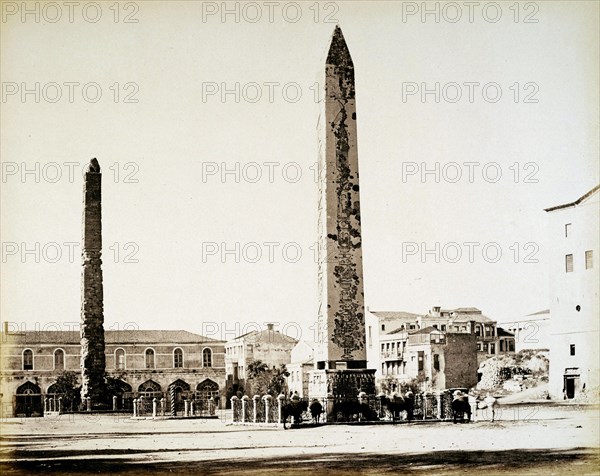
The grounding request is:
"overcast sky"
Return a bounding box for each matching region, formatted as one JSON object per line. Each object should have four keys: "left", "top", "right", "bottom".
{"left": 1, "top": 1, "right": 598, "bottom": 342}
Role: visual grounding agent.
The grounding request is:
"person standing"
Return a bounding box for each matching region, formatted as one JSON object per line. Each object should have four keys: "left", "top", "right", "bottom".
{"left": 484, "top": 393, "right": 497, "bottom": 422}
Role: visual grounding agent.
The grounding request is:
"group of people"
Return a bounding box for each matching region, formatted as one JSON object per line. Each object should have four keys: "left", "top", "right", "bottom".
{"left": 452, "top": 389, "right": 497, "bottom": 423}
{"left": 283, "top": 389, "right": 499, "bottom": 427}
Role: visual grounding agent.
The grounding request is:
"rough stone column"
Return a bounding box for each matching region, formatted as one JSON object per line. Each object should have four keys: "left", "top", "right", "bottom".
{"left": 80, "top": 158, "right": 106, "bottom": 405}
{"left": 315, "top": 26, "right": 366, "bottom": 368}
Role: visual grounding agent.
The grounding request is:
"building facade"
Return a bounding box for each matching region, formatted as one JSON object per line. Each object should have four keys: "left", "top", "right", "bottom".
{"left": 286, "top": 340, "right": 315, "bottom": 398}
{"left": 224, "top": 324, "right": 297, "bottom": 399}
{"left": 368, "top": 306, "right": 515, "bottom": 380}
{"left": 378, "top": 326, "right": 478, "bottom": 392}
{"left": 545, "top": 185, "right": 599, "bottom": 400}
{"left": 0, "top": 328, "right": 226, "bottom": 417}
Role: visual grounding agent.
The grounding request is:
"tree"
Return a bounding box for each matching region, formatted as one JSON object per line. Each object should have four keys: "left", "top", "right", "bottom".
{"left": 247, "top": 360, "right": 269, "bottom": 378}
{"left": 50, "top": 371, "right": 81, "bottom": 410}
{"left": 246, "top": 360, "right": 290, "bottom": 396}
{"left": 267, "top": 364, "right": 290, "bottom": 396}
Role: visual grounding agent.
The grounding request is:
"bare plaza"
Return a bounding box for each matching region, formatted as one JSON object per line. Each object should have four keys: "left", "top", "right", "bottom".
{"left": 1, "top": 403, "right": 599, "bottom": 475}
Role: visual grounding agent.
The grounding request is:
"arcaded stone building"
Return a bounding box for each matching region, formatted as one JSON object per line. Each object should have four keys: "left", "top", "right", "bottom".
{"left": 0, "top": 328, "right": 225, "bottom": 417}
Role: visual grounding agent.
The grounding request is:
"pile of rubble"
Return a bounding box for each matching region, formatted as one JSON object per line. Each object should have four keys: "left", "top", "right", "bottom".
{"left": 476, "top": 350, "right": 549, "bottom": 393}
{"left": 476, "top": 358, "right": 503, "bottom": 390}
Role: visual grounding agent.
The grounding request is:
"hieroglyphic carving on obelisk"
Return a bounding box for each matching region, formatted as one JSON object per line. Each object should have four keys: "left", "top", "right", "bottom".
{"left": 80, "top": 158, "right": 106, "bottom": 403}
{"left": 316, "top": 26, "right": 366, "bottom": 368}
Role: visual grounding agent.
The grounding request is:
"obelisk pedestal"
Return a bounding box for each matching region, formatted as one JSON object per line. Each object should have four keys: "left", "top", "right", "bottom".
{"left": 80, "top": 158, "right": 106, "bottom": 406}
{"left": 309, "top": 27, "right": 375, "bottom": 420}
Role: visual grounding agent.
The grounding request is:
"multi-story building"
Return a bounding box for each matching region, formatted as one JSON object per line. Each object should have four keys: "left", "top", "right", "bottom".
{"left": 0, "top": 326, "right": 226, "bottom": 417}
{"left": 224, "top": 324, "right": 297, "bottom": 399}
{"left": 545, "top": 185, "right": 599, "bottom": 400}
{"left": 378, "top": 326, "right": 478, "bottom": 392}
{"left": 367, "top": 306, "right": 515, "bottom": 378}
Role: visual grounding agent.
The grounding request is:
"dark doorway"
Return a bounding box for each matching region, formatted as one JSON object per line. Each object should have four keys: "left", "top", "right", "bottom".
{"left": 564, "top": 377, "right": 576, "bottom": 399}
{"left": 15, "top": 382, "right": 42, "bottom": 417}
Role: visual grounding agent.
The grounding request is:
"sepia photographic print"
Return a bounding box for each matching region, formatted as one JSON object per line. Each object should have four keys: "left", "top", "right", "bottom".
{"left": 1, "top": 1, "right": 599, "bottom": 474}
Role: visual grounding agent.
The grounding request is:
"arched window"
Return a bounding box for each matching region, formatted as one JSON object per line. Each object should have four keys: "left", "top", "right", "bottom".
{"left": 54, "top": 349, "right": 65, "bottom": 370}
{"left": 138, "top": 380, "right": 161, "bottom": 398}
{"left": 196, "top": 379, "right": 219, "bottom": 401}
{"left": 173, "top": 348, "right": 183, "bottom": 368}
{"left": 202, "top": 348, "right": 212, "bottom": 368}
{"left": 115, "top": 348, "right": 125, "bottom": 370}
{"left": 145, "top": 348, "right": 155, "bottom": 369}
{"left": 23, "top": 349, "right": 33, "bottom": 370}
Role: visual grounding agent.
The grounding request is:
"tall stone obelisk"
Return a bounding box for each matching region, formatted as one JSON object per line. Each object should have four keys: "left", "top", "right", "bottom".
{"left": 80, "top": 158, "right": 106, "bottom": 405}
{"left": 310, "top": 27, "right": 375, "bottom": 413}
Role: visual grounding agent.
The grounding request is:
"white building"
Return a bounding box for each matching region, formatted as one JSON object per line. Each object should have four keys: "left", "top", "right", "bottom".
{"left": 286, "top": 341, "right": 314, "bottom": 398}
{"left": 545, "top": 185, "right": 599, "bottom": 400}
{"left": 224, "top": 324, "right": 297, "bottom": 398}
{"left": 501, "top": 309, "right": 551, "bottom": 352}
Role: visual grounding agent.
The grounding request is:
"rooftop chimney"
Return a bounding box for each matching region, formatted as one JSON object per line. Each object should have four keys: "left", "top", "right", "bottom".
{"left": 266, "top": 323, "right": 274, "bottom": 331}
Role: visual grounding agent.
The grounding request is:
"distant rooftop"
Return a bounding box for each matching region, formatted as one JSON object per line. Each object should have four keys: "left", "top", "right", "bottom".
{"left": 544, "top": 184, "right": 600, "bottom": 212}
{"left": 527, "top": 309, "right": 550, "bottom": 317}
{"left": 1, "top": 330, "right": 223, "bottom": 345}
{"left": 497, "top": 327, "right": 515, "bottom": 337}
{"left": 371, "top": 307, "right": 494, "bottom": 325}
{"left": 409, "top": 326, "right": 444, "bottom": 336}
{"left": 370, "top": 311, "right": 423, "bottom": 320}
{"left": 229, "top": 327, "right": 298, "bottom": 345}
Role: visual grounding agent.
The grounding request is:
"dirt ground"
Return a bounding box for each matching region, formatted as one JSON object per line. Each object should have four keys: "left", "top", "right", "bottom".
{"left": 1, "top": 403, "right": 599, "bottom": 475}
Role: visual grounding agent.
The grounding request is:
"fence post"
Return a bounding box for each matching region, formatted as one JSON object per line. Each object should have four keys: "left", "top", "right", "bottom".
{"left": 230, "top": 396, "right": 238, "bottom": 422}
{"left": 169, "top": 387, "right": 176, "bottom": 417}
{"left": 190, "top": 400, "right": 195, "bottom": 416}
{"left": 86, "top": 397, "right": 92, "bottom": 412}
{"left": 184, "top": 400, "right": 189, "bottom": 417}
{"left": 437, "top": 391, "right": 443, "bottom": 420}
{"left": 263, "top": 395, "right": 272, "bottom": 423}
{"left": 112, "top": 395, "right": 117, "bottom": 411}
{"left": 468, "top": 393, "right": 477, "bottom": 422}
{"left": 358, "top": 391, "right": 366, "bottom": 422}
{"left": 160, "top": 398, "right": 165, "bottom": 416}
{"left": 253, "top": 395, "right": 260, "bottom": 423}
{"left": 377, "top": 393, "right": 385, "bottom": 419}
{"left": 152, "top": 398, "right": 157, "bottom": 418}
{"left": 209, "top": 397, "right": 215, "bottom": 416}
{"left": 241, "top": 395, "right": 249, "bottom": 423}
{"left": 277, "top": 394, "right": 286, "bottom": 424}
{"left": 423, "top": 393, "right": 428, "bottom": 420}
{"left": 133, "top": 398, "right": 137, "bottom": 417}
{"left": 327, "top": 393, "right": 336, "bottom": 423}
{"left": 58, "top": 397, "right": 62, "bottom": 413}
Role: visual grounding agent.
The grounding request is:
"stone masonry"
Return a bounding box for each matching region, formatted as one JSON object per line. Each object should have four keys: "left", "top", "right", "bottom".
{"left": 80, "top": 158, "right": 106, "bottom": 403}
{"left": 315, "top": 26, "right": 367, "bottom": 368}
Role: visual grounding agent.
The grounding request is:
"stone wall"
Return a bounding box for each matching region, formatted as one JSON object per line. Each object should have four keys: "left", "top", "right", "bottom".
{"left": 444, "top": 333, "right": 478, "bottom": 390}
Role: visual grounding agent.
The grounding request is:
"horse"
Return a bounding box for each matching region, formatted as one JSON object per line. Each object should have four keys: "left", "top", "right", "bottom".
{"left": 380, "top": 394, "right": 414, "bottom": 422}
{"left": 282, "top": 399, "right": 308, "bottom": 429}
{"left": 309, "top": 400, "right": 323, "bottom": 424}
{"left": 451, "top": 394, "right": 472, "bottom": 423}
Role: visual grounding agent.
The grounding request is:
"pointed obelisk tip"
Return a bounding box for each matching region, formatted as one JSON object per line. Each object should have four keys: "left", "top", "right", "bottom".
{"left": 87, "top": 158, "right": 101, "bottom": 173}
{"left": 327, "top": 24, "right": 352, "bottom": 65}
